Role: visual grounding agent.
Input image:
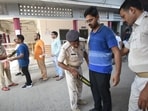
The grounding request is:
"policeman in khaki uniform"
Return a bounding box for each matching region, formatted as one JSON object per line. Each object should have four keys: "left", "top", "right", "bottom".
{"left": 58, "top": 30, "right": 88, "bottom": 111}
{"left": 0, "top": 34, "right": 18, "bottom": 91}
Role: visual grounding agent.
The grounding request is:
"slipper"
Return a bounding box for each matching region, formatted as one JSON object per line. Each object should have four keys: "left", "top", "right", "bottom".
{"left": 8, "top": 83, "right": 19, "bottom": 87}
{"left": 2, "top": 87, "right": 10, "bottom": 91}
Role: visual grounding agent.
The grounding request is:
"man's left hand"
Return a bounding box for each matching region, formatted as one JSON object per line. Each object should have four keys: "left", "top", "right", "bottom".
{"left": 111, "top": 73, "right": 120, "bottom": 86}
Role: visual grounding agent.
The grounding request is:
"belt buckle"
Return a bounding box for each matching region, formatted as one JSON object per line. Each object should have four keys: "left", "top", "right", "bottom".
{"left": 136, "top": 72, "right": 148, "bottom": 78}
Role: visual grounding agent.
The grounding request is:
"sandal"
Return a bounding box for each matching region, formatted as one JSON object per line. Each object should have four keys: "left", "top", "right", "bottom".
{"left": 2, "top": 87, "right": 10, "bottom": 91}
{"left": 8, "top": 83, "right": 19, "bottom": 87}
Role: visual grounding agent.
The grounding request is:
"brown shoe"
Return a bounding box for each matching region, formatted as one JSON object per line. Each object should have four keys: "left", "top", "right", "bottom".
{"left": 8, "top": 83, "right": 19, "bottom": 87}
{"left": 56, "top": 76, "right": 64, "bottom": 81}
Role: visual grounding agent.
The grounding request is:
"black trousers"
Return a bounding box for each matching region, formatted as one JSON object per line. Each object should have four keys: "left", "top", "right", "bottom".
{"left": 89, "top": 70, "right": 112, "bottom": 111}
{"left": 22, "top": 66, "right": 32, "bottom": 85}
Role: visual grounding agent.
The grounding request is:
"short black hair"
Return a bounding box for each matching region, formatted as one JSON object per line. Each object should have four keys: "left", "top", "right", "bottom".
{"left": 84, "top": 6, "right": 99, "bottom": 18}
{"left": 17, "top": 34, "right": 24, "bottom": 42}
{"left": 119, "top": 0, "right": 143, "bottom": 12}
{"left": 51, "top": 31, "right": 58, "bottom": 36}
{"left": 37, "top": 33, "right": 40, "bottom": 39}
{"left": 125, "top": 28, "right": 130, "bottom": 32}
{"left": 0, "top": 34, "right": 2, "bottom": 38}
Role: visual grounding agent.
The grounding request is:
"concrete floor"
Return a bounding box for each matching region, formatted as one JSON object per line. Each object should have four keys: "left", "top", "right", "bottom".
{"left": 0, "top": 60, "right": 135, "bottom": 111}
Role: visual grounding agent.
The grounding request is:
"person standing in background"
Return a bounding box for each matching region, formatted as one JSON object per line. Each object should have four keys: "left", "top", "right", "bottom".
{"left": 115, "top": 32, "right": 123, "bottom": 50}
{"left": 84, "top": 6, "right": 121, "bottom": 111}
{"left": 119, "top": 0, "right": 148, "bottom": 110}
{"left": 0, "top": 34, "right": 18, "bottom": 91}
{"left": 51, "top": 31, "right": 64, "bottom": 81}
{"left": 9, "top": 34, "right": 32, "bottom": 88}
{"left": 124, "top": 28, "right": 131, "bottom": 42}
{"left": 34, "top": 33, "right": 48, "bottom": 81}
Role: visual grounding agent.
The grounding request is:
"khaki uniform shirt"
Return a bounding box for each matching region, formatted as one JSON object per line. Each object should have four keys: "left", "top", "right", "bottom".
{"left": 0, "top": 45, "right": 6, "bottom": 68}
{"left": 58, "top": 41, "right": 85, "bottom": 67}
{"left": 0, "top": 45, "right": 6, "bottom": 60}
{"left": 125, "top": 11, "right": 148, "bottom": 72}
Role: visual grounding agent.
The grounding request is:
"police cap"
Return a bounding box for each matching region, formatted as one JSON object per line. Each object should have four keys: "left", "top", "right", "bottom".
{"left": 66, "top": 30, "right": 79, "bottom": 42}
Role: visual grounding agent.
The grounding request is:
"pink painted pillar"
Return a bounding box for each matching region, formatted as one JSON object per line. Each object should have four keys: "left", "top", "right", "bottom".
{"left": 13, "top": 18, "right": 21, "bottom": 35}
{"left": 73, "top": 20, "right": 78, "bottom": 31}
{"left": 7, "top": 34, "right": 10, "bottom": 43}
{"left": 108, "top": 21, "right": 112, "bottom": 28}
{"left": 3, "top": 33, "right": 6, "bottom": 43}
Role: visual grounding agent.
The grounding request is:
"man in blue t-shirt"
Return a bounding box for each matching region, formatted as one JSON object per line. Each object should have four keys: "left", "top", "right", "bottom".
{"left": 9, "top": 34, "right": 32, "bottom": 88}
{"left": 84, "top": 6, "right": 122, "bottom": 111}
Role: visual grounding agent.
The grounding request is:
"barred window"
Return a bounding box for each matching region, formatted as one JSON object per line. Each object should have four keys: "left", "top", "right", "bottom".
{"left": 18, "top": 4, "right": 73, "bottom": 18}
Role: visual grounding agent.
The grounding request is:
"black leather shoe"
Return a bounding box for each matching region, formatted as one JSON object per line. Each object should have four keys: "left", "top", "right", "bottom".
{"left": 15, "top": 72, "right": 21, "bottom": 76}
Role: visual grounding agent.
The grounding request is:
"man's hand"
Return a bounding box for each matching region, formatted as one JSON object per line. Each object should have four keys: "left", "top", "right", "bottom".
{"left": 138, "top": 83, "right": 148, "bottom": 111}
{"left": 68, "top": 67, "right": 79, "bottom": 78}
{"left": 7, "top": 57, "right": 15, "bottom": 61}
{"left": 39, "top": 54, "right": 46, "bottom": 58}
{"left": 111, "top": 73, "right": 120, "bottom": 86}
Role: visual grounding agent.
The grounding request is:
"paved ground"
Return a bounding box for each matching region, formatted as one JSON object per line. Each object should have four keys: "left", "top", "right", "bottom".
{"left": 0, "top": 59, "right": 135, "bottom": 111}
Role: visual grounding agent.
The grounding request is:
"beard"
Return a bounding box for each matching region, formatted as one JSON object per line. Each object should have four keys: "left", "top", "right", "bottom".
{"left": 34, "top": 38, "right": 38, "bottom": 41}
{"left": 88, "top": 24, "right": 93, "bottom": 29}
{"left": 89, "top": 22, "right": 99, "bottom": 30}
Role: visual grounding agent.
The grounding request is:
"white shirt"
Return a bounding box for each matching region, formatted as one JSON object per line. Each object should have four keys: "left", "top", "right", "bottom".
{"left": 125, "top": 11, "right": 148, "bottom": 72}
{"left": 51, "top": 37, "right": 61, "bottom": 56}
{"left": 115, "top": 35, "right": 122, "bottom": 49}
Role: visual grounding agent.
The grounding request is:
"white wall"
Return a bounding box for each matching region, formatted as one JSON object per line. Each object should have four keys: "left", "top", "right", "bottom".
{"left": 37, "top": 19, "right": 73, "bottom": 45}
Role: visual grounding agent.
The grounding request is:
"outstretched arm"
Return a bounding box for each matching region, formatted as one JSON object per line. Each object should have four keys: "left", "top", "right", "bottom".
{"left": 8, "top": 50, "right": 16, "bottom": 57}
{"left": 9, "top": 53, "right": 24, "bottom": 61}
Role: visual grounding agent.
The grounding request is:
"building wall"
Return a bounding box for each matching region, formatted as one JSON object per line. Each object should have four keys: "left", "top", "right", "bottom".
{"left": 38, "top": 19, "right": 73, "bottom": 45}
{"left": 0, "top": 19, "right": 110, "bottom": 45}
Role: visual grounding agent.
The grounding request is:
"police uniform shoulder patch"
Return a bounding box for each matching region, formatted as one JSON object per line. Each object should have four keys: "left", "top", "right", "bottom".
{"left": 62, "top": 41, "right": 71, "bottom": 51}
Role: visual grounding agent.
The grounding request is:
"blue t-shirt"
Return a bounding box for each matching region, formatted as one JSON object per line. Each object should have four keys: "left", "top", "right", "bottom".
{"left": 17, "top": 43, "right": 29, "bottom": 67}
{"left": 88, "top": 25, "right": 117, "bottom": 74}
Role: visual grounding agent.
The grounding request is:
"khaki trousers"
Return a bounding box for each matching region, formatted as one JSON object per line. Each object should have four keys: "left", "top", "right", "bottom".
{"left": 0, "top": 62, "right": 13, "bottom": 88}
{"left": 36, "top": 58, "right": 48, "bottom": 79}
{"left": 65, "top": 66, "right": 83, "bottom": 110}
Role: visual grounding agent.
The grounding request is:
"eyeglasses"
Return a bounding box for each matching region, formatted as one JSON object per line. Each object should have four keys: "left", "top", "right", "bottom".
{"left": 85, "top": 17, "right": 95, "bottom": 24}
{"left": 51, "top": 33, "right": 55, "bottom": 35}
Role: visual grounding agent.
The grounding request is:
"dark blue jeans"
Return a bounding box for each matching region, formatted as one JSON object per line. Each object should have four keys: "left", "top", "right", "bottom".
{"left": 89, "top": 70, "right": 112, "bottom": 111}
{"left": 22, "top": 66, "right": 32, "bottom": 85}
